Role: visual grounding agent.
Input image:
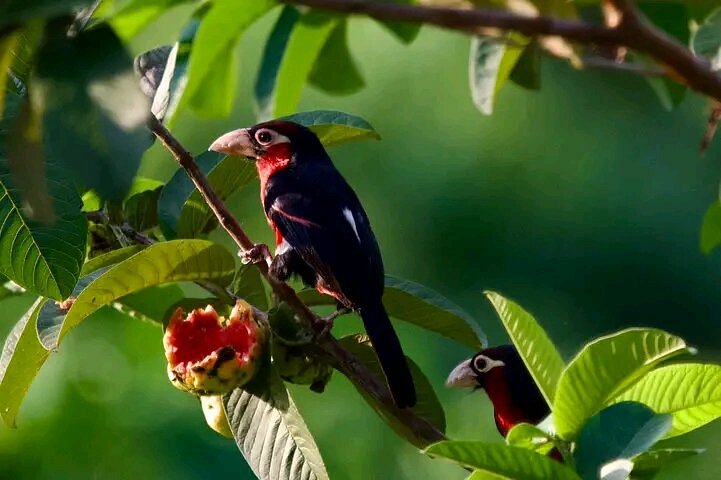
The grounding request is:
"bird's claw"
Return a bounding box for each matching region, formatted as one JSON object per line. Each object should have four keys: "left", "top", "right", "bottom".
{"left": 239, "top": 244, "right": 272, "bottom": 266}
{"left": 314, "top": 307, "right": 351, "bottom": 338}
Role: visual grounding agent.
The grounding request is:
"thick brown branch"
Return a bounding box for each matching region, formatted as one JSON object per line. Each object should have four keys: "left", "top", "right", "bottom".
{"left": 281, "top": 0, "right": 721, "bottom": 102}
{"left": 147, "top": 116, "right": 445, "bottom": 447}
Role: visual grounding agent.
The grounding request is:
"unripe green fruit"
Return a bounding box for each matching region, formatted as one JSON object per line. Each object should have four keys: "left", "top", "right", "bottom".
{"left": 164, "top": 300, "right": 266, "bottom": 395}
{"left": 272, "top": 339, "right": 332, "bottom": 390}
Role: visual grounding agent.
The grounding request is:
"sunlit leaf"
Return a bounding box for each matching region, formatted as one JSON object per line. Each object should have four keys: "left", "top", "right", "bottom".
{"left": 223, "top": 364, "right": 329, "bottom": 480}
{"left": 505, "top": 423, "right": 555, "bottom": 456}
{"left": 33, "top": 24, "right": 150, "bottom": 201}
{"left": 281, "top": 110, "right": 381, "bottom": 147}
{"left": 553, "top": 328, "right": 689, "bottom": 440}
{"left": 339, "top": 333, "right": 445, "bottom": 446}
{"left": 255, "top": 5, "right": 300, "bottom": 120}
{"left": 0, "top": 298, "right": 46, "bottom": 427}
{"left": 157, "top": 151, "right": 256, "bottom": 239}
{"left": 575, "top": 402, "right": 672, "bottom": 480}
{"left": 81, "top": 245, "right": 145, "bottom": 275}
{"left": 424, "top": 441, "right": 580, "bottom": 480}
{"left": 309, "top": 20, "right": 365, "bottom": 96}
{"left": 36, "top": 239, "right": 235, "bottom": 349}
{"left": 299, "top": 275, "right": 485, "bottom": 349}
{"left": 612, "top": 363, "right": 721, "bottom": 438}
{"left": 485, "top": 291, "right": 564, "bottom": 406}
{"left": 274, "top": 11, "right": 339, "bottom": 116}
{"left": 179, "top": 0, "right": 275, "bottom": 118}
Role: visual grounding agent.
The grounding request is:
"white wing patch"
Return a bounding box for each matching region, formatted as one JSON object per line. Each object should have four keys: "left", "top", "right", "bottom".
{"left": 275, "top": 240, "right": 292, "bottom": 256}
{"left": 343, "top": 207, "right": 361, "bottom": 243}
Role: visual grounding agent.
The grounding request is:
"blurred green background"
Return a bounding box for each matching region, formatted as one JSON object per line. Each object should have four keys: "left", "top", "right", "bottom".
{"left": 2, "top": 5, "right": 721, "bottom": 479}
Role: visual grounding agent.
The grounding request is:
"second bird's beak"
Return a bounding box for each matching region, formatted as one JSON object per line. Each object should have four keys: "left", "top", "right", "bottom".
{"left": 445, "top": 358, "right": 478, "bottom": 389}
{"left": 209, "top": 128, "right": 257, "bottom": 158}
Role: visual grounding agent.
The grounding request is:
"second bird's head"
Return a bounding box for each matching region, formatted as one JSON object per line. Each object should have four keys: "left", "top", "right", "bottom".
{"left": 208, "top": 121, "right": 325, "bottom": 164}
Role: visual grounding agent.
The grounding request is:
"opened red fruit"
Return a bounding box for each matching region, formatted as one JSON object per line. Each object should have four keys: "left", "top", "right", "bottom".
{"left": 163, "top": 300, "right": 265, "bottom": 395}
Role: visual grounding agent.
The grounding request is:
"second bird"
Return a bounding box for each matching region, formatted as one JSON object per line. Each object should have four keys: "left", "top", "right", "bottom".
{"left": 209, "top": 121, "right": 417, "bottom": 408}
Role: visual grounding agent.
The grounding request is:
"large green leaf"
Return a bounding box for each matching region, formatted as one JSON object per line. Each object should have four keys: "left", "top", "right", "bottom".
{"left": 33, "top": 24, "right": 150, "bottom": 202}
{"left": 36, "top": 239, "right": 235, "bottom": 350}
{"left": 281, "top": 110, "right": 381, "bottom": 147}
{"left": 469, "top": 34, "right": 526, "bottom": 115}
{"left": 223, "top": 365, "right": 329, "bottom": 480}
{"left": 0, "top": 0, "right": 93, "bottom": 28}
{"left": 574, "top": 402, "right": 672, "bottom": 480}
{"left": 612, "top": 363, "right": 721, "bottom": 438}
{"left": 700, "top": 201, "right": 721, "bottom": 254}
{"left": 0, "top": 97, "right": 87, "bottom": 300}
{"left": 273, "top": 11, "right": 338, "bottom": 116}
{"left": 0, "top": 298, "right": 46, "bottom": 427}
{"left": 632, "top": 449, "right": 704, "bottom": 479}
{"left": 299, "top": 275, "right": 485, "bottom": 349}
{"left": 505, "top": 423, "right": 556, "bottom": 456}
{"left": 424, "top": 441, "right": 580, "bottom": 480}
{"left": 485, "top": 291, "right": 564, "bottom": 406}
{"left": 157, "top": 151, "right": 256, "bottom": 239}
{"left": 692, "top": 7, "right": 721, "bottom": 70}
{"left": 80, "top": 245, "right": 145, "bottom": 276}
{"left": 255, "top": 5, "right": 301, "bottom": 120}
{"left": 339, "top": 333, "right": 445, "bottom": 446}
{"left": 308, "top": 20, "right": 365, "bottom": 96}
{"left": 179, "top": 0, "right": 275, "bottom": 118}
{"left": 553, "top": 328, "right": 689, "bottom": 440}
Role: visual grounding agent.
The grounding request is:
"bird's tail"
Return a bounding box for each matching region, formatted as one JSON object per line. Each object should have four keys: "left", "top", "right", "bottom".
{"left": 359, "top": 302, "right": 416, "bottom": 408}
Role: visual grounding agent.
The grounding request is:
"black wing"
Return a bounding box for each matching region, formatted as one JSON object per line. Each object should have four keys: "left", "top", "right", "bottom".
{"left": 267, "top": 189, "right": 384, "bottom": 307}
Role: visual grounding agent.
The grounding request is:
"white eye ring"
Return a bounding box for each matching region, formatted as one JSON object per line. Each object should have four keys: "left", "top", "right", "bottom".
{"left": 255, "top": 129, "right": 274, "bottom": 145}
{"left": 472, "top": 354, "right": 505, "bottom": 374}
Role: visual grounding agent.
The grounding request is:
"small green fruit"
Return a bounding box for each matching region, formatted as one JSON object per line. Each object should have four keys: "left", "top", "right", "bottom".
{"left": 272, "top": 340, "right": 332, "bottom": 389}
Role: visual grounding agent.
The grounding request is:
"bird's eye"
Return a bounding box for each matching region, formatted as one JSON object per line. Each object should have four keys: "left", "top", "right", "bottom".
{"left": 255, "top": 129, "right": 274, "bottom": 145}
{"left": 472, "top": 355, "right": 491, "bottom": 374}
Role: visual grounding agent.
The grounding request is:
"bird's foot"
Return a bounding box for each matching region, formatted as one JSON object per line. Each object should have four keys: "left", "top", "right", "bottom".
{"left": 314, "top": 307, "right": 351, "bottom": 338}
{"left": 239, "top": 243, "right": 272, "bottom": 267}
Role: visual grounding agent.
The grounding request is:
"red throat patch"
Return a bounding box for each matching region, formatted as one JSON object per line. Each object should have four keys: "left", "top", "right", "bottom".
{"left": 482, "top": 367, "right": 531, "bottom": 436}
{"left": 257, "top": 143, "right": 292, "bottom": 200}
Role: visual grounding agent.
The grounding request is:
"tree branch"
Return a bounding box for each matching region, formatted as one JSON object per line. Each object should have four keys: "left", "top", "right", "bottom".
{"left": 146, "top": 116, "right": 445, "bottom": 447}
{"left": 281, "top": 0, "right": 721, "bottom": 102}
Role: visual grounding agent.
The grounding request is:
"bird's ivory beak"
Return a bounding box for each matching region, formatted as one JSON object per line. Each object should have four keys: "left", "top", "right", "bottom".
{"left": 208, "top": 128, "right": 256, "bottom": 158}
{"left": 445, "top": 358, "right": 478, "bottom": 388}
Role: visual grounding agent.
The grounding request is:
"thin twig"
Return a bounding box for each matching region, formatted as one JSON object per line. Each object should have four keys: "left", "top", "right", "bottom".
{"left": 580, "top": 57, "right": 666, "bottom": 77}
{"left": 146, "top": 116, "right": 446, "bottom": 446}
{"left": 281, "top": 0, "right": 721, "bottom": 102}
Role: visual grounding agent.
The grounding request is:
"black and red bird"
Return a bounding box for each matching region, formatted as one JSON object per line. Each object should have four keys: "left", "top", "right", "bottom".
{"left": 209, "top": 121, "right": 416, "bottom": 408}
{"left": 446, "top": 345, "right": 549, "bottom": 436}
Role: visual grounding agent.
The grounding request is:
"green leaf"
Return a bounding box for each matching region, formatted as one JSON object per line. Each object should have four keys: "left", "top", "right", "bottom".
{"left": 231, "top": 265, "right": 268, "bottom": 311}
{"left": 553, "top": 328, "right": 689, "bottom": 440}
{"left": 692, "top": 7, "right": 721, "bottom": 70}
{"left": 632, "top": 449, "right": 704, "bottom": 479}
{"left": 81, "top": 245, "right": 145, "bottom": 276}
{"left": 469, "top": 34, "right": 526, "bottom": 115}
{"left": 119, "top": 283, "right": 186, "bottom": 324}
{"left": 505, "top": 423, "right": 555, "bottom": 456}
{"left": 575, "top": 402, "right": 672, "bottom": 480}
{"left": 157, "top": 151, "right": 256, "bottom": 239}
{"left": 179, "top": 0, "right": 275, "bottom": 118}
{"left": 0, "top": 0, "right": 93, "bottom": 28}
{"left": 124, "top": 186, "right": 162, "bottom": 232}
{"left": 0, "top": 298, "right": 47, "bottom": 427}
{"left": 0, "top": 98, "right": 87, "bottom": 300}
{"left": 33, "top": 24, "right": 150, "bottom": 202}
{"left": 612, "top": 363, "right": 721, "bottom": 438}
{"left": 700, "top": 202, "right": 721, "bottom": 254}
{"left": 299, "top": 275, "right": 486, "bottom": 349}
{"left": 36, "top": 239, "right": 235, "bottom": 350}
{"left": 509, "top": 41, "right": 541, "bottom": 90}
{"left": 274, "top": 11, "right": 339, "bottom": 116}
{"left": 424, "top": 441, "right": 580, "bottom": 480}
{"left": 280, "top": 110, "right": 381, "bottom": 147}
{"left": 485, "top": 291, "right": 564, "bottom": 406}
{"left": 223, "top": 364, "right": 329, "bottom": 480}
{"left": 339, "top": 333, "right": 445, "bottom": 446}
{"left": 255, "top": 5, "right": 300, "bottom": 120}
{"left": 308, "top": 20, "right": 365, "bottom": 96}
{"left": 378, "top": 0, "right": 421, "bottom": 44}
{"left": 109, "top": 0, "right": 194, "bottom": 41}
